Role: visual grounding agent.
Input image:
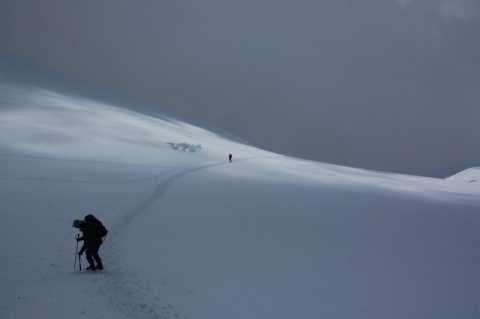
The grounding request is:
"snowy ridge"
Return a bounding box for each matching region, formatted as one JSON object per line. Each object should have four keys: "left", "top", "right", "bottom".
{"left": 1, "top": 54, "right": 479, "bottom": 319}
{"left": 446, "top": 167, "right": 480, "bottom": 184}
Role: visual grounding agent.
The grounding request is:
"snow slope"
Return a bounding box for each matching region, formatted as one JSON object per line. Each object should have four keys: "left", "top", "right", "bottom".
{"left": 446, "top": 167, "right": 480, "bottom": 185}
{"left": 1, "top": 54, "right": 479, "bottom": 319}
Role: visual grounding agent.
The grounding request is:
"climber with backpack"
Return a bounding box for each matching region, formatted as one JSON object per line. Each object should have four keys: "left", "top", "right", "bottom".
{"left": 72, "top": 214, "right": 108, "bottom": 271}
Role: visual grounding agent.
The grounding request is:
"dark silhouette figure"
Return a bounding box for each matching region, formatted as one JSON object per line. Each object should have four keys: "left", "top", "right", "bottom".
{"left": 229, "top": 153, "right": 232, "bottom": 162}
{"left": 72, "top": 214, "right": 106, "bottom": 270}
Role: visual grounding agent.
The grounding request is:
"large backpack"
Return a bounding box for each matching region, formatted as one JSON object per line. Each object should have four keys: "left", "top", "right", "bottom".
{"left": 85, "top": 214, "right": 108, "bottom": 242}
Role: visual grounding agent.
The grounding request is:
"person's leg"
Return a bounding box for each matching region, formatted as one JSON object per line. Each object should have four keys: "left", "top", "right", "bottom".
{"left": 85, "top": 247, "right": 96, "bottom": 270}
{"left": 91, "top": 245, "right": 103, "bottom": 270}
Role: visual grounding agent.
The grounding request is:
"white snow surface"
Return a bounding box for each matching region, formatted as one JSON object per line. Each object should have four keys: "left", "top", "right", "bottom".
{"left": 446, "top": 167, "right": 480, "bottom": 184}
{"left": 1, "top": 55, "right": 479, "bottom": 319}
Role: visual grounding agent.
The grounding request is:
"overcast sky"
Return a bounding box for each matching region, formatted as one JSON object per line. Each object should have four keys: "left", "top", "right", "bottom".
{"left": 1, "top": 0, "right": 479, "bottom": 176}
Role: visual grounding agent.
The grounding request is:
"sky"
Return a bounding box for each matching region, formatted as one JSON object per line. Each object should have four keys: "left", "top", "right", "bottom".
{"left": 1, "top": 0, "right": 479, "bottom": 177}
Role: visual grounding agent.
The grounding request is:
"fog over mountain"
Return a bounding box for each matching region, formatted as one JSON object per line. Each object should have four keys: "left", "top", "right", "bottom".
{"left": 1, "top": 0, "right": 479, "bottom": 176}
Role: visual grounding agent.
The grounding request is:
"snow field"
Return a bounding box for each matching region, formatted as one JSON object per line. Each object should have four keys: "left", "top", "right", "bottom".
{"left": 1, "top": 54, "right": 479, "bottom": 319}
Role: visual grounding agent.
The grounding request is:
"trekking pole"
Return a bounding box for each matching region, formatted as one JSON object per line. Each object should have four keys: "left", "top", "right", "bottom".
{"left": 74, "top": 234, "right": 79, "bottom": 269}
{"left": 74, "top": 233, "right": 82, "bottom": 271}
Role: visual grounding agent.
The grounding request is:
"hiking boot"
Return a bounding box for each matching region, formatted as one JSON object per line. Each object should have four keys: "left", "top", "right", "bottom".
{"left": 96, "top": 263, "right": 104, "bottom": 270}
{"left": 86, "top": 264, "right": 96, "bottom": 270}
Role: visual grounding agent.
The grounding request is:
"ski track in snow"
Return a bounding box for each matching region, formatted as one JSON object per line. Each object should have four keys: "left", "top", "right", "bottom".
{"left": 0, "top": 174, "right": 173, "bottom": 184}
{"left": 96, "top": 157, "right": 261, "bottom": 319}
{"left": 1, "top": 152, "right": 268, "bottom": 319}
{"left": 0, "top": 152, "right": 184, "bottom": 169}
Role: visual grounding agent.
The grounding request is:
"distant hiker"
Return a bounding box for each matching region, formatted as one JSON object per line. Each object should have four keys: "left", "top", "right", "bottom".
{"left": 72, "top": 214, "right": 108, "bottom": 270}
{"left": 229, "top": 153, "right": 232, "bottom": 162}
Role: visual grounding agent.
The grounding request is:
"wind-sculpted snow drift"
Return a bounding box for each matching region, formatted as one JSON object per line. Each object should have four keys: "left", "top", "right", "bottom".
{"left": 0, "top": 54, "right": 479, "bottom": 319}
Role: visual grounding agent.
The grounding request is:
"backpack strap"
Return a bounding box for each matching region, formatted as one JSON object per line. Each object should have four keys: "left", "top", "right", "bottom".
{"left": 102, "top": 233, "right": 107, "bottom": 244}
